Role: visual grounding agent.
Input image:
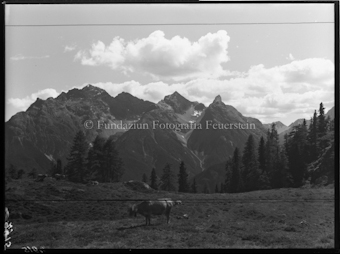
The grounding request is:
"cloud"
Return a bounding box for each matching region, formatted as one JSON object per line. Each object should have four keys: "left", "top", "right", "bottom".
{"left": 7, "top": 57, "right": 334, "bottom": 125}
{"left": 89, "top": 58, "right": 334, "bottom": 124}
{"left": 64, "top": 44, "right": 77, "bottom": 52}
{"left": 75, "top": 30, "right": 231, "bottom": 81}
{"left": 7, "top": 88, "right": 59, "bottom": 111}
{"left": 10, "top": 54, "right": 50, "bottom": 61}
{"left": 286, "top": 53, "right": 295, "bottom": 61}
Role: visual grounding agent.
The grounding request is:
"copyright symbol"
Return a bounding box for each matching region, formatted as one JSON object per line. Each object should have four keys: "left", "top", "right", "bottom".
{"left": 84, "top": 120, "right": 94, "bottom": 129}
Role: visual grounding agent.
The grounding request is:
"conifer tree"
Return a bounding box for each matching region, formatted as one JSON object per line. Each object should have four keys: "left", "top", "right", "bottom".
{"left": 258, "top": 136, "right": 266, "bottom": 173}
{"left": 142, "top": 173, "right": 148, "bottom": 183}
{"left": 160, "top": 163, "right": 176, "bottom": 191}
{"left": 224, "top": 158, "right": 232, "bottom": 193}
{"left": 308, "top": 110, "right": 318, "bottom": 161}
{"left": 266, "top": 123, "right": 280, "bottom": 187}
{"left": 56, "top": 159, "right": 63, "bottom": 175}
{"left": 215, "top": 184, "right": 219, "bottom": 193}
{"left": 102, "top": 135, "right": 124, "bottom": 182}
{"left": 203, "top": 183, "right": 209, "bottom": 194}
{"left": 230, "top": 147, "right": 243, "bottom": 193}
{"left": 191, "top": 178, "right": 197, "bottom": 193}
{"left": 178, "top": 161, "right": 189, "bottom": 192}
{"left": 242, "top": 134, "right": 260, "bottom": 191}
{"left": 286, "top": 124, "right": 308, "bottom": 187}
{"left": 318, "top": 102, "right": 327, "bottom": 138}
{"left": 66, "top": 131, "right": 88, "bottom": 183}
{"left": 150, "top": 168, "right": 158, "bottom": 190}
{"left": 86, "top": 135, "right": 106, "bottom": 180}
{"left": 220, "top": 183, "right": 224, "bottom": 193}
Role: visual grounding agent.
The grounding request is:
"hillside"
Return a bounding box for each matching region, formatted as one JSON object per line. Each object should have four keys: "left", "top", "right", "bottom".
{"left": 5, "top": 85, "right": 154, "bottom": 174}
{"left": 115, "top": 107, "right": 203, "bottom": 180}
{"left": 278, "top": 106, "right": 334, "bottom": 144}
{"left": 187, "top": 96, "right": 267, "bottom": 189}
{"left": 262, "top": 121, "right": 289, "bottom": 134}
{"left": 5, "top": 178, "right": 334, "bottom": 249}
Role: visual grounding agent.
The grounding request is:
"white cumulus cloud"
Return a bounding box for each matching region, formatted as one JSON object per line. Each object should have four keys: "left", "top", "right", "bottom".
{"left": 286, "top": 53, "right": 295, "bottom": 61}
{"left": 8, "top": 88, "right": 59, "bottom": 112}
{"left": 6, "top": 57, "right": 334, "bottom": 125}
{"left": 89, "top": 58, "right": 334, "bottom": 124}
{"left": 75, "top": 30, "right": 231, "bottom": 81}
{"left": 10, "top": 54, "right": 50, "bottom": 61}
{"left": 64, "top": 44, "right": 77, "bottom": 52}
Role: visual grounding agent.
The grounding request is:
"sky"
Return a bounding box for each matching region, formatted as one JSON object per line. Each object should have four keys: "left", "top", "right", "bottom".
{"left": 5, "top": 3, "right": 335, "bottom": 125}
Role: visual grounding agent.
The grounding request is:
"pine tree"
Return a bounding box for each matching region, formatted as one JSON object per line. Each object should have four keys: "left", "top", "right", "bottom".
{"left": 49, "top": 161, "right": 57, "bottom": 176}
{"left": 203, "top": 183, "right": 209, "bottom": 194}
{"left": 86, "top": 135, "right": 106, "bottom": 181}
{"left": 220, "top": 183, "right": 224, "bottom": 193}
{"left": 224, "top": 159, "right": 232, "bottom": 193}
{"left": 328, "top": 118, "right": 334, "bottom": 132}
{"left": 279, "top": 147, "right": 293, "bottom": 187}
{"left": 215, "top": 184, "right": 219, "bottom": 193}
{"left": 160, "top": 163, "right": 176, "bottom": 191}
{"left": 286, "top": 124, "right": 308, "bottom": 187}
{"left": 191, "top": 178, "right": 197, "bottom": 193}
{"left": 308, "top": 110, "right": 318, "bottom": 161}
{"left": 178, "top": 161, "right": 189, "bottom": 192}
{"left": 258, "top": 136, "right": 266, "bottom": 173}
{"left": 318, "top": 103, "right": 330, "bottom": 151}
{"left": 230, "top": 147, "right": 243, "bottom": 193}
{"left": 318, "top": 102, "right": 327, "bottom": 138}
{"left": 150, "top": 168, "right": 158, "bottom": 190}
{"left": 242, "top": 134, "right": 260, "bottom": 191}
{"left": 142, "top": 173, "right": 148, "bottom": 183}
{"left": 65, "top": 131, "right": 89, "bottom": 183}
{"left": 56, "top": 159, "right": 63, "bottom": 175}
{"left": 258, "top": 171, "right": 271, "bottom": 190}
{"left": 266, "top": 123, "right": 280, "bottom": 188}
{"left": 102, "top": 135, "right": 124, "bottom": 182}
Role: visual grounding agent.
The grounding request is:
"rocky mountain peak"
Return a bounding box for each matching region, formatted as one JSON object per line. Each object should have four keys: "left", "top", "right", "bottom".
{"left": 82, "top": 84, "right": 107, "bottom": 96}
{"left": 213, "top": 95, "right": 222, "bottom": 104}
{"left": 163, "top": 91, "right": 192, "bottom": 114}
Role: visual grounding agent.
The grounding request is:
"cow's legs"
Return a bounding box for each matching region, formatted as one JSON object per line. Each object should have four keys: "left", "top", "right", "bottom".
{"left": 145, "top": 216, "right": 151, "bottom": 226}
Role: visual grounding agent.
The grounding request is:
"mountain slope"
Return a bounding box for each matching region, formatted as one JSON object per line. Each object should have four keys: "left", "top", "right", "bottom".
{"left": 188, "top": 95, "right": 267, "bottom": 171}
{"left": 5, "top": 85, "right": 154, "bottom": 173}
{"left": 278, "top": 106, "right": 334, "bottom": 143}
{"left": 262, "top": 121, "right": 289, "bottom": 134}
{"left": 116, "top": 105, "right": 204, "bottom": 181}
{"left": 186, "top": 96, "right": 268, "bottom": 190}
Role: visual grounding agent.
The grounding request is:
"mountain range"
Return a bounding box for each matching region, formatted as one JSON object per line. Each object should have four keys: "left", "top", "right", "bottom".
{"left": 5, "top": 84, "right": 334, "bottom": 191}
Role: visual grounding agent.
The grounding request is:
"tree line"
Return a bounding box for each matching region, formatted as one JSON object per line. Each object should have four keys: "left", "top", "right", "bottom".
{"left": 219, "top": 102, "right": 334, "bottom": 193}
{"left": 142, "top": 161, "right": 197, "bottom": 193}
{"left": 64, "top": 131, "right": 124, "bottom": 183}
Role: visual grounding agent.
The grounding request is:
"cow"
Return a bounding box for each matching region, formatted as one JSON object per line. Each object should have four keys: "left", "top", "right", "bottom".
{"left": 129, "top": 199, "right": 182, "bottom": 225}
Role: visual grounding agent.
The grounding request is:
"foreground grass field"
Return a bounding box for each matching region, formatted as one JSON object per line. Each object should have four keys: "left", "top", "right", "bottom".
{"left": 5, "top": 179, "right": 334, "bottom": 249}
